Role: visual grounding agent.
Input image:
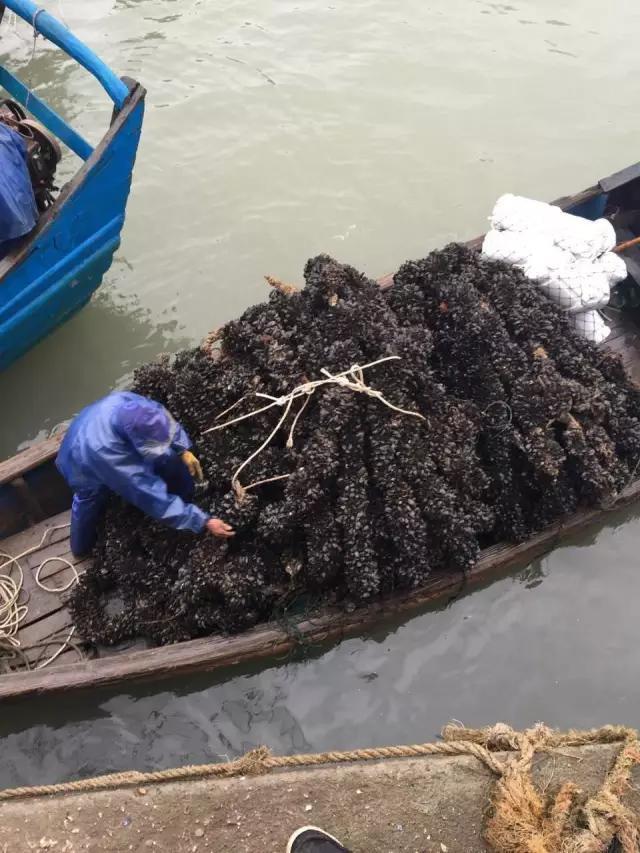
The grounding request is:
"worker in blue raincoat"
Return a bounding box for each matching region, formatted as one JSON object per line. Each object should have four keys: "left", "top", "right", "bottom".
{"left": 56, "top": 391, "right": 234, "bottom": 556}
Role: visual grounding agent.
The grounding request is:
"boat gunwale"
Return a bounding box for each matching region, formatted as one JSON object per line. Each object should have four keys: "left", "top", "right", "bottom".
{"left": 2, "top": 0, "right": 130, "bottom": 108}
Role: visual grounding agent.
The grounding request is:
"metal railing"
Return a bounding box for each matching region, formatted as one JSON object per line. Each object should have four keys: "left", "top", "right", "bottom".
{"left": 0, "top": 0, "right": 134, "bottom": 159}
{"left": 3, "top": 0, "right": 129, "bottom": 106}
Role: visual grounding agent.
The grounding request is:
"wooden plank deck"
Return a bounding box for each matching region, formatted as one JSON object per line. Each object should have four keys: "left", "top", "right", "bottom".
{"left": 0, "top": 511, "right": 86, "bottom": 672}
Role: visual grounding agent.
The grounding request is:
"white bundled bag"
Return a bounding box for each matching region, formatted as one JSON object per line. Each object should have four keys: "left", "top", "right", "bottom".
{"left": 595, "top": 251, "right": 628, "bottom": 285}
{"left": 570, "top": 310, "right": 610, "bottom": 344}
{"left": 482, "top": 193, "right": 627, "bottom": 340}
{"left": 544, "top": 259, "right": 613, "bottom": 314}
{"left": 490, "top": 194, "right": 563, "bottom": 234}
{"left": 481, "top": 229, "right": 554, "bottom": 269}
{"left": 552, "top": 214, "right": 615, "bottom": 260}
{"left": 490, "top": 193, "right": 616, "bottom": 259}
{"left": 482, "top": 231, "right": 612, "bottom": 312}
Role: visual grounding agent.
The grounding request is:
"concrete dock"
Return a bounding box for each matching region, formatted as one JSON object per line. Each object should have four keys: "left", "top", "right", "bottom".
{"left": 1, "top": 742, "right": 638, "bottom": 852}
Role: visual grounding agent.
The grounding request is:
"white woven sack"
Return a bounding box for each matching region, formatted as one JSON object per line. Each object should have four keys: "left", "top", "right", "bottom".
{"left": 570, "top": 310, "right": 610, "bottom": 344}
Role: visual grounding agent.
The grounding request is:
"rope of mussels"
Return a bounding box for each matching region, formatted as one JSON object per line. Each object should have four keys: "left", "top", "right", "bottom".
{"left": 0, "top": 357, "right": 423, "bottom": 669}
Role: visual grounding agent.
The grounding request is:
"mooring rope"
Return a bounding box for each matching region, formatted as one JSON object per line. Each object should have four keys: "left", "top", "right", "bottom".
{"left": 442, "top": 722, "right": 640, "bottom": 853}
{"left": 0, "top": 524, "right": 81, "bottom": 671}
{"left": 0, "top": 735, "right": 504, "bottom": 800}
{"left": 1, "top": 719, "right": 637, "bottom": 853}
{"left": 205, "top": 356, "right": 426, "bottom": 499}
{"left": 2, "top": 723, "right": 637, "bottom": 852}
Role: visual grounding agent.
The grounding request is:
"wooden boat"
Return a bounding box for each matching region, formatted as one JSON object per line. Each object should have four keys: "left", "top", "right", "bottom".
{"left": 0, "top": 0, "right": 145, "bottom": 370}
{"left": 1, "top": 161, "right": 640, "bottom": 701}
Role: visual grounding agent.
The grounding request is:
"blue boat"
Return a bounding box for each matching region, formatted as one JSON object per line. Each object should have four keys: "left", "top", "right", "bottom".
{"left": 0, "top": 0, "right": 145, "bottom": 370}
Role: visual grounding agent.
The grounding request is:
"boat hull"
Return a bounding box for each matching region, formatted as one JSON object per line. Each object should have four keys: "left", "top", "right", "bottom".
{"left": 0, "top": 86, "right": 145, "bottom": 370}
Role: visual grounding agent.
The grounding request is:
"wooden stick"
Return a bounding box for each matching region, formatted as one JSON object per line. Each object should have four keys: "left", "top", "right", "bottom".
{"left": 613, "top": 235, "right": 640, "bottom": 254}
{"left": 264, "top": 275, "right": 299, "bottom": 296}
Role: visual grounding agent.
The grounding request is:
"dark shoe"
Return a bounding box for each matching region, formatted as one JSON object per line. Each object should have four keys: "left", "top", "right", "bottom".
{"left": 287, "top": 826, "right": 350, "bottom": 853}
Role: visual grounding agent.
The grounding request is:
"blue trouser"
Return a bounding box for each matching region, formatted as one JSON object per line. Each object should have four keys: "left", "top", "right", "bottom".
{"left": 70, "top": 453, "right": 195, "bottom": 557}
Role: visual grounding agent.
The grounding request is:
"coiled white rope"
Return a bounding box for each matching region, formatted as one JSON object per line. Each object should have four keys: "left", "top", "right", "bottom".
{"left": 205, "top": 356, "right": 426, "bottom": 499}
{"left": 0, "top": 523, "right": 80, "bottom": 670}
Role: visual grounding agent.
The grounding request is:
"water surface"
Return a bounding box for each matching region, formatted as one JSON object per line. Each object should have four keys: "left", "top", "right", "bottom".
{"left": 2, "top": 502, "right": 640, "bottom": 787}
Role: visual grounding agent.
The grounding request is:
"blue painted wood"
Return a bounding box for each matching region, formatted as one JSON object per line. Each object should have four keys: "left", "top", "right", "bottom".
{"left": 0, "top": 67, "right": 92, "bottom": 160}
{"left": 0, "top": 2, "right": 145, "bottom": 369}
{"left": 0, "top": 91, "right": 145, "bottom": 369}
{"left": 566, "top": 193, "right": 608, "bottom": 222}
{"left": 3, "top": 0, "right": 129, "bottom": 108}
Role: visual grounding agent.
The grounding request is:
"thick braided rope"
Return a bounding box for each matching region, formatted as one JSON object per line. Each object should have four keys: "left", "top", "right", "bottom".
{"left": 0, "top": 738, "right": 502, "bottom": 801}
{"left": 448, "top": 723, "right": 640, "bottom": 853}
{"left": 563, "top": 731, "right": 640, "bottom": 853}
{"left": 266, "top": 741, "right": 505, "bottom": 775}
{"left": 1, "top": 720, "right": 637, "bottom": 853}
{"left": 441, "top": 722, "right": 635, "bottom": 751}
{"left": 0, "top": 524, "right": 81, "bottom": 672}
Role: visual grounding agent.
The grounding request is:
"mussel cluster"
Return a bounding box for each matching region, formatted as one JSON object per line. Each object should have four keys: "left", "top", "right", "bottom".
{"left": 69, "top": 246, "right": 640, "bottom": 646}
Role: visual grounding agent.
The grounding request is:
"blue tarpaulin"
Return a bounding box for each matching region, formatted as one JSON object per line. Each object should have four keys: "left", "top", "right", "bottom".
{"left": 0, "top": 124, "right": 37, "bottom": 252}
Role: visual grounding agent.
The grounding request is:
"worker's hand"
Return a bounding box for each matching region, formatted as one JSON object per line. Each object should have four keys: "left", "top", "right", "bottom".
{"left": 207, "top": 518, "right": 235, "bottom": 538}
{"left": 181, "top": 450, "right": 203, "bottom": 482}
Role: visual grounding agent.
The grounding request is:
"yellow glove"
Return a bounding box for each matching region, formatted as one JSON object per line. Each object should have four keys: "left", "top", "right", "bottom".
{"left": 181, "top": 450, "right": 203, "bottom": 482}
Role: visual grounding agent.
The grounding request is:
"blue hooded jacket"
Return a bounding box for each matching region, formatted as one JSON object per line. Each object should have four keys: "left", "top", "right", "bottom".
{"left": 56, "top": 392, "right": 209, "bottom": 533}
